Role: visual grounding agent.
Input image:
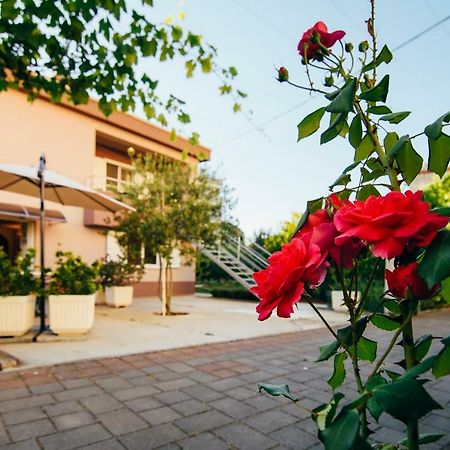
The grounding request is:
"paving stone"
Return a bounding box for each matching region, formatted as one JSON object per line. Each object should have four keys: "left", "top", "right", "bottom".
{"left": 113, "top": 385, "right": 159, "bottom": 401}
{"left": 28, "top": 382, "right": 63, "bottom": 395}
{"left": 180, "top": 384, "right": 224, "bottom": 402}
{"left": 43, "top": 400, "right": 83, "bottom": 417}
{"left": 38, "top": 424, "right": 111, "bottom": 450}
{"left": 207, "top": 377, "right": 244, "bottom": 391}
{"left": 175, "top": 410, "right": 233, "bottom": 434}
{"left": 60, "top": 378, "right": 93, "bottom": 389}
{"left": 0, "top": 419, "right": 10, "bottom": 445}
{"left": 1, "top": 439, "right": 41, "bottom": 450}
{"left": 214, "top": 423, "right": 277, "bottom": 450}
{"left": 2, "top": 406, "right": 46, "bottom": 426}
{"left": 119, "top": 423, "right": 186, "bottom": 450}
{"left": 54, "top": 386, "right": 103, "bottom": 402}
{"left": 80, "top": 394, "right": 123, "bottom": 414}
{"left": 0, "top": 394, "right": 54, "bottom": 413}
{"left": 154, "top": 378, "right": 196, "bottom": 392}
{"left": 81, "top": 439, "right": 126, "bottom": 450}
{"left": 225, "top": 386, "right": 257, "bottom": 400}
{"left": 185, "top": 370, "right": 218, "bottom": 383}
{"left": 97, "top": 408, "right": 147, "bottom": 435}
{"left": 53, "top": 411, "right": 96, "bottom": 431}
{"left": 210, "top": 397, "right": 257, "bottom": 419}
{"left": 128, "top": 376, "right": 157, "bottom": 386}
{"left": 270, "top": 424, "right": 318, "bottom": 449}
{"left": 94, "top": 376, "right": 133, "bottom": 391}
{"left": 140, "top": 406, "right": 182, "bottom": 425}
{"left": 0, "top": 388, "right": 29, "bottom": 402}
{"left": 179, "top": 432, "right": 229, "bottom": 450}
{"left": 154, "top": 390, "right": 191, "bottom": 405}
{"left": 124, "top": 396, "right": 164, "bottom": 413}
{"left": 244, "top": 409, "right": 299, "bottom": 433}
{"left": 171, "top": 399, "right": 210, "bottom": 416}
{"left": 8, "top": 418, "right": 55, "bottom": 442}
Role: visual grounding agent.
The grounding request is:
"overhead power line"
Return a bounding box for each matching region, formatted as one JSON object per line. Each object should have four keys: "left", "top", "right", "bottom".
{"left": 221, "top": 13, "right": 450, "bottom": 147}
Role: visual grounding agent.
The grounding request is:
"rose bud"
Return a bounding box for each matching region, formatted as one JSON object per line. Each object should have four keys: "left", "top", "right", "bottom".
{"left": 345, "top": 42, "right": 354, "bottom": 53}
{"left": 277, "top": 66, "right": 289, "bottom": 82}
{"left": 359, "top": 40, "right": 369, "bottom": 52}
{"left": 324, "top": 75, "right": 334, "bottom": 87}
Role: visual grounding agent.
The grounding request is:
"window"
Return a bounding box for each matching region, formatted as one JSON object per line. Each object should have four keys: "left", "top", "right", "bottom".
{"left": 143, "top": 243, "right": 158, "bottom": 266}
{"left": 106, "top": 162, "right": 134, "bottom": 192}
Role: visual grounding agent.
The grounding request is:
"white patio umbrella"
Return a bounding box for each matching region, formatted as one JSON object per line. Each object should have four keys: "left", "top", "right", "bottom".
{"left": 0, "top": 154, "right": 134, "bottom": 338}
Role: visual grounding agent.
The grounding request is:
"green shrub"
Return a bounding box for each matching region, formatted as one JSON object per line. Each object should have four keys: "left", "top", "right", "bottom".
{"left": 49, "top": 251, "right": 98, "bottom": 295}
{"left": 203, "top": 280, "right": 257, "bottom": 300}
{"left": 0, "top": 248, "right": 38, "bottom": 296}
{"left": 95, "top": 257, "right": 143, "bottom": 288}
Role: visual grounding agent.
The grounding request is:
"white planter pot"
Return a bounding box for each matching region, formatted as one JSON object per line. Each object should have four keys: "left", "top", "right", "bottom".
{"left": 0, "top": 295, "right": 36, "bottom": 337}
{"left": 95, "top": 290, "right": 106, "bottom": 305}
{"left": 105, "top": 286, "right": 134, "bottom": 308}
{"left": 49, "top": 294, "right": 95, "bottom": 335}
{"left": 331, "top": 291, "right": 361, "bottom": 312}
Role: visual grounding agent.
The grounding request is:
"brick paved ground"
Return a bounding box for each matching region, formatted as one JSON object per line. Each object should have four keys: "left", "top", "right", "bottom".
{"left": 0, "top": 311, "right": 449, "bottom": 450}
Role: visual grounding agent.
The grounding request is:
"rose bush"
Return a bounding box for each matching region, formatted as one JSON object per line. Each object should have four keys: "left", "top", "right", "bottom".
{"left": 255, "top": 4, "right": 450, "bottom": 450}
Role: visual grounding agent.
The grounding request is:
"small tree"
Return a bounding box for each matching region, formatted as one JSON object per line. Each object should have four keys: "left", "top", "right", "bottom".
{"left": 115, "top": 152, "right": 230, "bottom": 315}
{"left": 423, "top": 174, "right": 450, "bottom": 209}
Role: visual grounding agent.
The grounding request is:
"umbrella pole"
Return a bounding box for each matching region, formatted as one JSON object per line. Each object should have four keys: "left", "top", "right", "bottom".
{"left": 33, "top": 154, "right": 47, "bottom": 341}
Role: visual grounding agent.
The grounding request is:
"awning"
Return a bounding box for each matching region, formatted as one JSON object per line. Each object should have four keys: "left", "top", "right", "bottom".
{"left": 0, "top": 202, "right": 66, "bottom": 223}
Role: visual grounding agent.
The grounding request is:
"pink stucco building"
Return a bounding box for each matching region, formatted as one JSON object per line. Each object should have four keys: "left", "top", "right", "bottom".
{"left": 0, "top": 90, "right": 211, "bottom": 297}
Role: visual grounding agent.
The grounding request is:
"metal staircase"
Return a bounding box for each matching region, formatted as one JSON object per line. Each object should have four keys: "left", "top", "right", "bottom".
{"left": 201, "top": 234, "right": 270, "bottom": 291}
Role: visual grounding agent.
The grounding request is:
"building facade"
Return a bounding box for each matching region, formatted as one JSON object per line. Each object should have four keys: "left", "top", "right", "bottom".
{"left": 0, "top": 90, "right": 211, "bottom": 297}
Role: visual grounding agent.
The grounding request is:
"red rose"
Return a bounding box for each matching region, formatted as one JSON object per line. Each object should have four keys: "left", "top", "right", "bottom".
{"left": 334, "top": 191, "right": 448, "bottom": 259}
{"left": 385, "top": 262, "right": 437, "bottom": 299}
{"left": 297, "top": 21, "right": 345, "bottom": 60}
{"left": 297, "top": 207, "right": 364, "bottom": 268}
{"left": 252, "top": 235, "right": 328, "bottom": 321}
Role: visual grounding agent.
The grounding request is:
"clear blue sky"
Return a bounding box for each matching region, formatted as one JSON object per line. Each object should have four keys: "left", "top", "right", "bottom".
{"left": 139, "top": 0, "right": 450, "bottom": 238}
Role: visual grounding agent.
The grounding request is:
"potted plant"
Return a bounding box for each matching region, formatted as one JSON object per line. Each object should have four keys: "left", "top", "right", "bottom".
{"left": 48, "top": 251, "right": 98, "bottom": 335}
{"left": 98, "top": 257, "right": 143, "bottom": 308}
{"left": 0, "top": 248, "right": 38, "bottom": 337}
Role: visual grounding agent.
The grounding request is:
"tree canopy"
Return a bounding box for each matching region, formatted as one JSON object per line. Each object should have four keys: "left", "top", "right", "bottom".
{"left": 0, "top": 0, "right": 242, "bottom": 140}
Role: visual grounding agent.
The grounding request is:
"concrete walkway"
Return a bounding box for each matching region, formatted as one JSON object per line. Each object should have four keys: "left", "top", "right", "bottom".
{"left": 0, "top": 310, "right": 448, "bottom": 449}
{"left": 0, "top": 296, "right": 348, "bottom": 369}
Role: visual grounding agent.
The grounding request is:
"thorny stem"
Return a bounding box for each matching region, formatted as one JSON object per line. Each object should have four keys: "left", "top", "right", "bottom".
{"left": 370, "top": 0, "right": 377, "bottom": 84}
{"left": 354, "top": 100, "right": 401, "bottom": 192}
{"left": 368, "top": 309, "right": 413, "bottom": 380}
{"left": 286, "top": 80, "right": 328, "bottom": 95}
{"left": 305, "top": 297, "right": 340, "bottom": 342}
{"left": 355, "top": 259, "right": 380, "bottom": 316}
{"left": 402, "top": 304, "right": 420, "bottom": 450}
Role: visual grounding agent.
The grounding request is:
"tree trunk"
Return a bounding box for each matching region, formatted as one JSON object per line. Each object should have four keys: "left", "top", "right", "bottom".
{"left": 161, "top": 257, "right": 167, "bottom": 316}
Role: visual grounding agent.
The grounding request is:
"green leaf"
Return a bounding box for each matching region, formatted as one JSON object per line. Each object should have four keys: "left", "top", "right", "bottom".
{"left": 400, "top": 355, "right": 437, "bottom": 380}
{"left": 414, "top": 334, "right": 433, "bottom": 362}
{"left": 441, "top": 277, "right": 450, "bottom": 302}
{"left": 371, "top": 313, "right": 400, "bottom": 331}
{"left": 428, "top": 133, "right": 450, "bottom": 177}
{"left": 321, "top": 409, "right": 360, "bottom": 450}
{"left": 396, "top": 138, "right": 423, "bottom": 185}
{"left": 328, "top": 353, "right": 347, "bottom": 390}
{"left": 417, "top": 230, "right": 450, "bottom": 288}
{"left": 312, "top": 393, "right": 345, "bottom": 431}
{"left": 432, "top": 346, "right": 450, "bottom": 379}
{"left": 326, "top": 78, "right": 357, "bottom": 114}
{"left": 359, "top": 75, "right": 390, "bottom": 103}
{"left": 387, "top": 134, "right": 409, "bottom": 159}
{"left": 258, "top": 383, "right": 298, "bottom": 402}
{"left": 399, "top": 433, "right": 445, "bottom": 446}
{"left": 141, "top": 39, "right": 157, "bottom": 56}
{"left": 356, "top": 184, "right": 379, "bottom": 201}
{"left": 431, "top": 207, "right": 450, "bottom": 217}
{"left": 317, "top": 340, "right": 340, "bottom": 362}
{"left": 329, "top": 162, "right": 359, "bottom": 190}
{"left": 372, "top": 378, "right": 442, "bottom": 422}
{"left": 297, "top": 107, "right": 326, "bottom": 141}
{"left": 367, "top": 105, "right": 392, "bottom": 115}
{"left": 380, "top": 111, "right": 411, "bottom": 124}
{"left": 383, "top": 132, "right": 398, "bottom": 154}
{"left": 354, "top": 134, "right": 374, "bottom": 162}
{"left": 362, "top": 45, "right": 393, "bottom": 73}
{"left": 356, "top": 336, "right": 377, "bottom": 362}
{"left": 320, "top": 113, "right": 346, "bottom": 144}
{"left": 424, "top": 111, "right": 450, "bottom": 139}
{"left": 349, "top": 115, "right": 363, "bottom": 149}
